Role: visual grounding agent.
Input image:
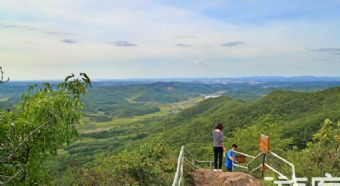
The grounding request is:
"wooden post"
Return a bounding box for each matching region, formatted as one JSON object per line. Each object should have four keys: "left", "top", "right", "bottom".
{"left": 259, "top": 134, "right": 269, "bottom": 180}
{"left": 261, "top": 153, "right": 266, "bottom": 180}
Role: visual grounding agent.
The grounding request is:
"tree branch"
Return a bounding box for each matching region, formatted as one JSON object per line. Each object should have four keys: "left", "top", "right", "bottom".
{"left": 0, "top": 164, "right": 24, "bottom": 185}
{"left": 0, "top": 123, "right": 47, "bottom": 163}
{"left": 0, "top": 123, "right": 46, "bottom": 184}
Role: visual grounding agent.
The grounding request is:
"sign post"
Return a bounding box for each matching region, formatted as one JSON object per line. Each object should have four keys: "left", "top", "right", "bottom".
{"left": 259, "top": 134, "right": 269, "bottom": 180}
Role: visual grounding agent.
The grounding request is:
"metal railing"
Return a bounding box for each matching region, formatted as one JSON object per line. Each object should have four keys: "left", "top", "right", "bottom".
{"left": 184, "top": 148, "right": 213, "bottom": 169}
{"left": 232, "top": 150, "right": 256, "bottom": 170}
{"left": 172, "top": 146, "right": 298, "bottom": 186}
{"left": 269, "top": 151, "right": 297, "bottom": 186}
{"left": 234, "top": 151, "right": 298, "bottom": 186}
{"left": 172, "top": 146, "right": 184, "bottom": 186}
{"left": 171, "top": 146, "right": 214, "bottom": 186}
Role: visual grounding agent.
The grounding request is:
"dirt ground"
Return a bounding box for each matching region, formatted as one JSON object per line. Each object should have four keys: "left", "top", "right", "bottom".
{"left": 189, "top": 169, "right": 262, "bottom": 186}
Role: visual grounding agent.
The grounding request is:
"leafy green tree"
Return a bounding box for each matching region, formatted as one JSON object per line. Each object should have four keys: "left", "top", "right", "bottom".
{"left": 75, "top": 142, "right": 175, "bottom": 186}
{"left": 0, "top": 73, "right": 91, "bottom": 185}
{"left": 292, "top": 119, "right": 340, "bottom": 178}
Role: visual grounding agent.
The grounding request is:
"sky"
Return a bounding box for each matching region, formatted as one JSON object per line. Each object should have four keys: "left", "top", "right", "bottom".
{"left": 1, "top": 0, "right": 340, "bottom": 80}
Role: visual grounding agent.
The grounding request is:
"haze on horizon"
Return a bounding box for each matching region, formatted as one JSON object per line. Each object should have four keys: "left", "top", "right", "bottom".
{"left": 1, "top": 0, "right": 340, "bottom": 80}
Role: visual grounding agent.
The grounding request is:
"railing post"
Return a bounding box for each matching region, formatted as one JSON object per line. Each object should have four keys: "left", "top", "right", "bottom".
{"left": 261, "top": 153, "right": 266, "bottom": 180}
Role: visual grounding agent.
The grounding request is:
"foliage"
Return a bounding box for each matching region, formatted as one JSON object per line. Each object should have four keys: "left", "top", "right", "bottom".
{"left": 81, "top": 82, "right": 223, "bottom": 118}
{"left": 52, "top": 86, "right": 340, "bottom": 184}
{"left": 74, "top": 143, "right": 176, "bottom": 186}
{"left": 2, "top": 71, "right": 340, "bottom": 186}
{"left": 5, "top": 80, "right": 340, "bottom": 118}
{"left": 0, "top": 73, "right": 90, "bottom": 185}
{"left": 2, "top": 79, "right": 339, "bottom": 184}
{"left": 144, "top": 88, "right": 340, "bottom": 179}
{"left": 160, "top": 87, "right": 340, "bottom": 153}
{"left": 291, "top": 119, "right": 340, "bottom": 178}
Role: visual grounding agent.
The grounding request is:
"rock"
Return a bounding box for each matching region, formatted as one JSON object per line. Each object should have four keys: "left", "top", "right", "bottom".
{"left": 189, "top": 169, "right": 261, "bottom": 186}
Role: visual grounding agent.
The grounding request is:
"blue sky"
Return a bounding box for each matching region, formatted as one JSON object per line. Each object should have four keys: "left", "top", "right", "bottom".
{"left": 0, "top": 0, "right": 340, "bottom": 80}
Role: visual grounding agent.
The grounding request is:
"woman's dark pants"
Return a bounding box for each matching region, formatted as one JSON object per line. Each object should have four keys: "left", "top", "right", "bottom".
{"left": 213, "top": 146, "right": 223, "bottom": 169}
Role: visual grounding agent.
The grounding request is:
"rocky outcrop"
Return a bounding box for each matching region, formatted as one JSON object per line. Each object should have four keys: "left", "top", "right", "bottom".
{"left": 189, "top": 169, "right": 261, "bottom": 186}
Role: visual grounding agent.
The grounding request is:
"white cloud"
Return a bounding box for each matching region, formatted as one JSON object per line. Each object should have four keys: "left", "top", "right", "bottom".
{"left": 0, "top": 0, "right": 340, "bottom": 79}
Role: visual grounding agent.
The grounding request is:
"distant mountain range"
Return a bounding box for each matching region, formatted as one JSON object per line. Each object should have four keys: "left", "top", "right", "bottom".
{"left": 8, "top": 76, "right": 340, "bottom": 84}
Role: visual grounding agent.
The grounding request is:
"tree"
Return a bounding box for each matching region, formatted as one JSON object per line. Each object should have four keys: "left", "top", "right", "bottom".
{"left": 292, "top": 119, "right": 340, "bottom": 178}
{"left": 0, "top": 73, "right": 91, "bottom": 185}
{"left": 74, "top": 142, "right": 175, "bottom": 186}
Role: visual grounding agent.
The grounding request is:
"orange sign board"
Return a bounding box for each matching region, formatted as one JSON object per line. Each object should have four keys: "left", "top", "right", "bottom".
{"left": 259, "top": 134, "right": 269, "bottom": 153}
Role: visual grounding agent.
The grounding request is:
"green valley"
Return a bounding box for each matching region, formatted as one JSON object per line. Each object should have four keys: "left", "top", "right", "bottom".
{"left": 1, "top": 78, "right": 340, "bottom": 185}
{"left": 50, "top": 82, "right": 340, "bottom": 185}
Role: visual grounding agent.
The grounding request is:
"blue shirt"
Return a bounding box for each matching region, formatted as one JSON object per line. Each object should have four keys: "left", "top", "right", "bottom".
{"left": 225, "top": 149, "right": 234, "bottom": 169}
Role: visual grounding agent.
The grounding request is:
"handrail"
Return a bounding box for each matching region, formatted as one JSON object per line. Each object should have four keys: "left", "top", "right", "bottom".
{"left": 172, "top": 147, "right": 298, "bottom": 186}
{"left": 269, "top": 151, "right": 297, "bottom": 186}
{"left": 234, "top": 151, "right": 298, "bottom": 186}
{"left": 234, "top": 150, "right": 256, "bottom": 159}
{"left": 232, "top": 150, "right": 297, "bottom": 186}
{"left": 172, "top": 146, "right": 215, "bottom": 186}
{"left": 184, "top": 149, "right": 213, "bottom": 169}
{"left": 233, "top": 151, "right": 257, "bottom": 171}
{"left": 246, "top": 152, "right": 262, "bottom": 168}
{"left": 184, "top": 158, "right": 200, "bottom": 169}
{"left": 172, "top": 146, "right": 184, "bottom": 186}
{"left": 264, "top": 163, "right": 287, "bottom": 179}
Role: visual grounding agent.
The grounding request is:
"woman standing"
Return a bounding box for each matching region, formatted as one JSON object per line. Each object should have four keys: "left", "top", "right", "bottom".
{"left": 213, "top": 123, "right": 224, "bottom": 171}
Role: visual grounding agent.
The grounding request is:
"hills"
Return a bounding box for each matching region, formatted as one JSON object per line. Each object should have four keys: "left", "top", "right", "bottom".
{"left": 152, "top": 87, "right": 340, "bottom": 157}
{"left": 3, "top": 77, "right": 340, "bottom": 115}
{"left": 53, "top": 85, "right": 340, "bottom": 185}
{"left": 2, "top": 79, "right": 340, "bottom": 185}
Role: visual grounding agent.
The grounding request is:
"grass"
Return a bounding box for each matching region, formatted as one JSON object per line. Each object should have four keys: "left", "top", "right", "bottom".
{"left": 65, "top": 96, "right": 204, "bottom": 164}
{"left": 77, "top": 97, "right": 202, "bottom": 134}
